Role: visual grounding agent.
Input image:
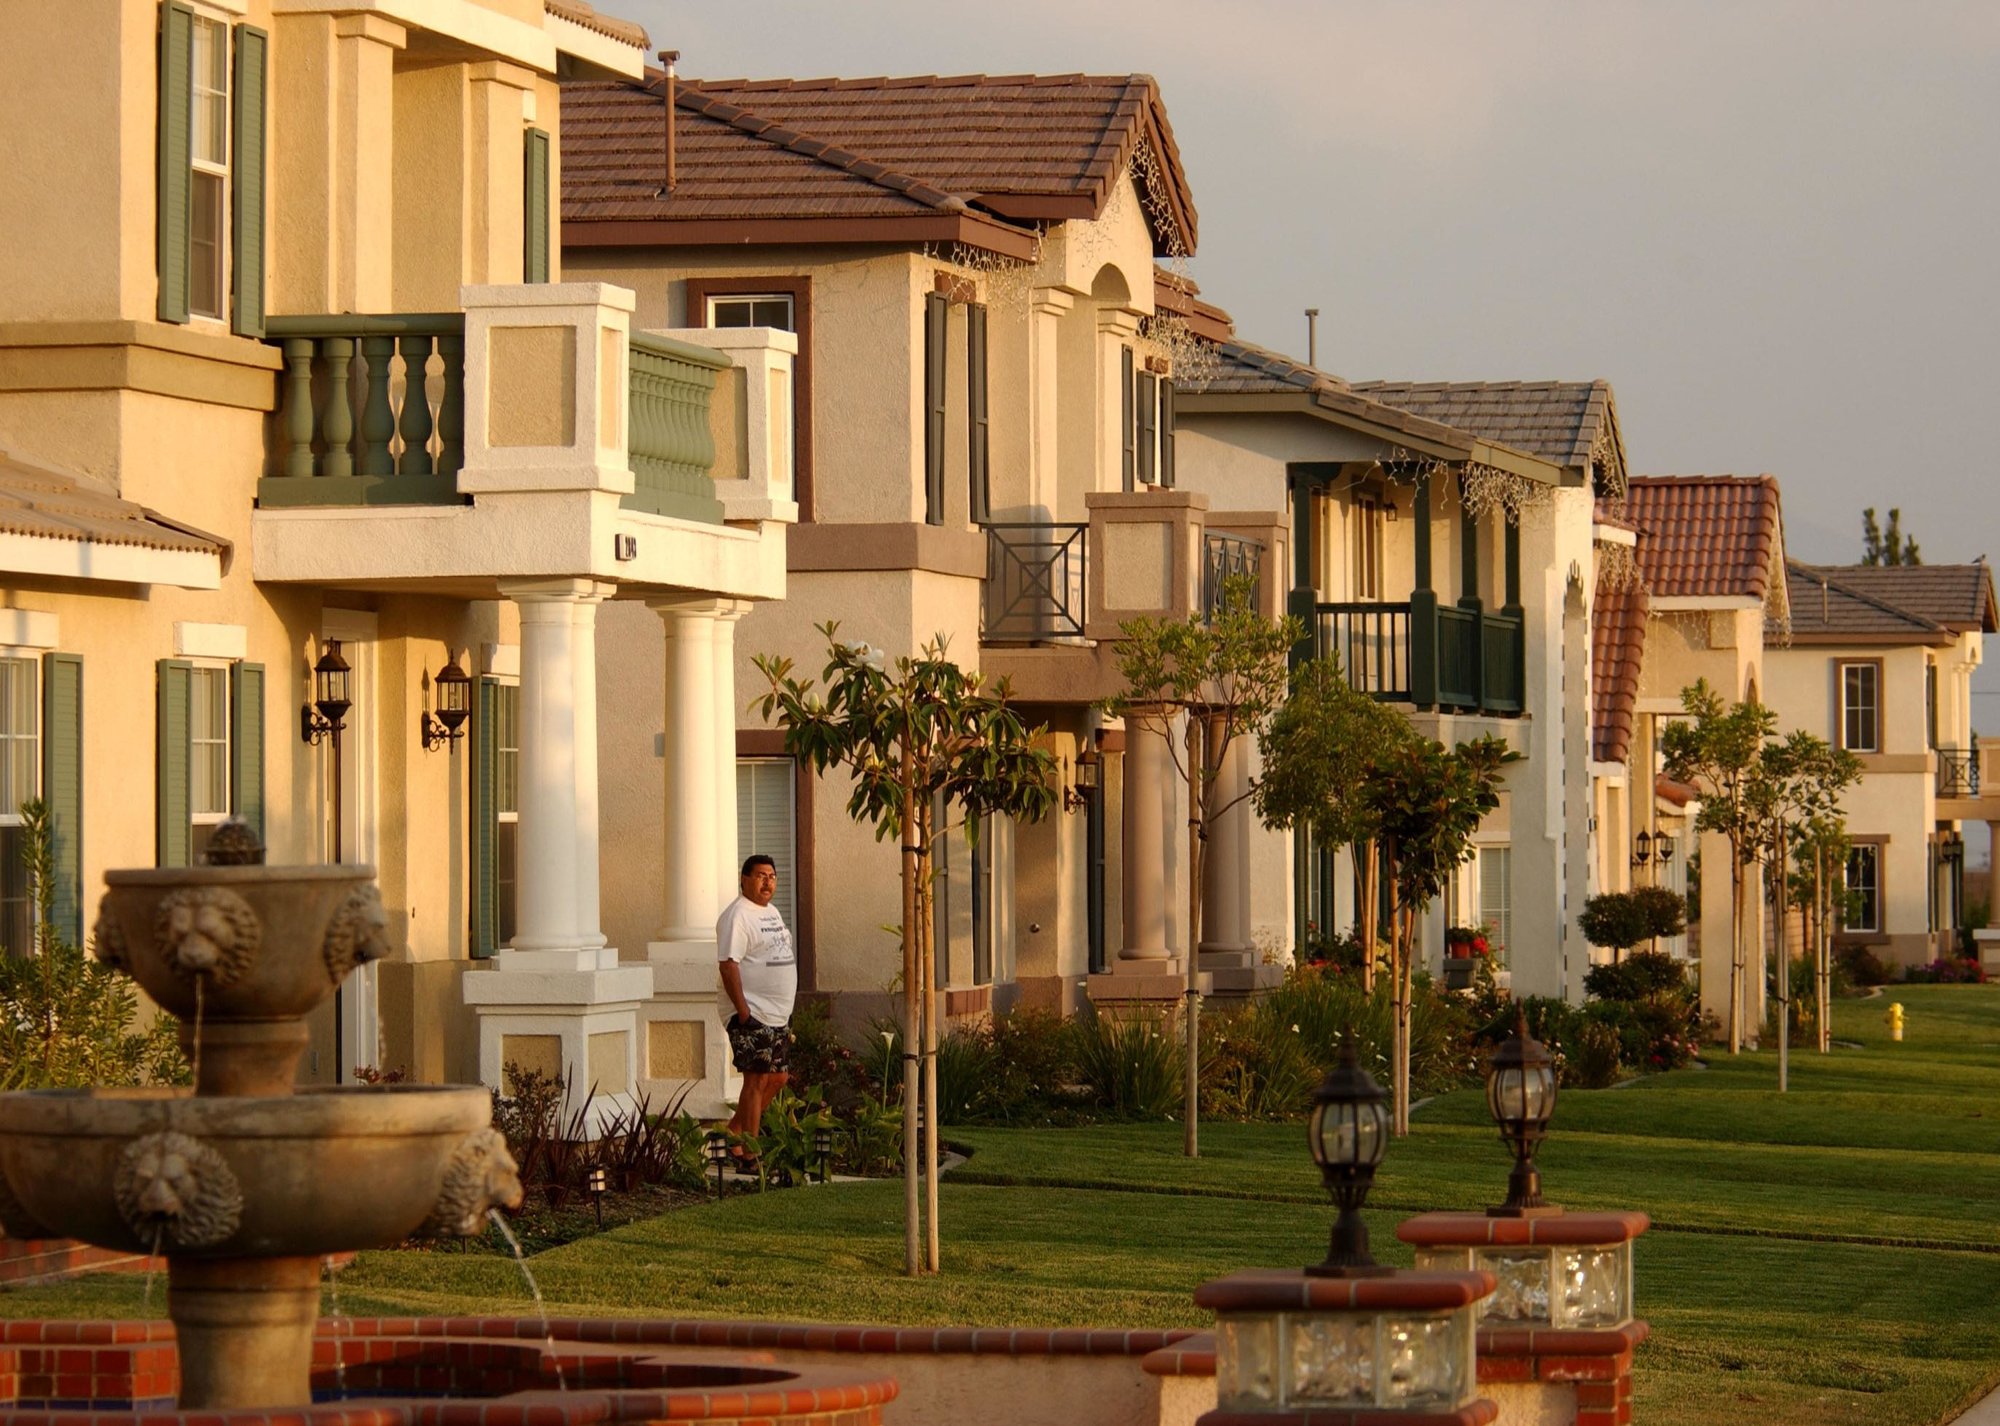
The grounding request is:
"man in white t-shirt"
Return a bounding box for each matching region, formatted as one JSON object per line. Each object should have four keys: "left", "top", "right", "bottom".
{"left": 717, "top": 853, "right": 797, "bottom": 1152}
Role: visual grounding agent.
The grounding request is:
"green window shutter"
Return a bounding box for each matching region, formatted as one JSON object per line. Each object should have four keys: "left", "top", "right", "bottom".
{"left": 40, "top": 654, "right": 83, "bottom": 946}
{"left": 230, "top": 661, "right": 265, "bottom": 842}
{"left": 230, "top": 25, "right": 268, "bottom": 337}
{"left": 1159, "top": 380, "right": 1177, "bottom": 489}
{"left": 1120, "top": 346, "right": 1136, "bottom": 492}
{"left": 523, "top": 128, "right": 551, "bottom": 284}
{"left": 1137, "top": 370, "right": 1158, "bottom": 486}
{"left": 156, "top": 659, "right": 193, "bottom": 867}
{"left": 470, "top": 676, "right": 499, "bottom": 957}
{"left": 924, "top": 292, "right": 947, "bottom": 525}
{"left": 967, "top": 302, "right": 989, "bottom": 523}
{"left": 156, "top": 1, "right": 195, "bottom": 323}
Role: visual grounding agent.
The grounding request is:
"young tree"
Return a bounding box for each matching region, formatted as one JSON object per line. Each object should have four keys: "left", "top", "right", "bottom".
{"left": 755, "top": 627, "right": 1057, "bottom": 1274}
{"left": 1748, "top": 732, "right": 1862, "bottom": 1088}
{"left": 1661, "top": 680, "right": 1775, "bottom": 1054}
{"left": 1861, "top": 507, "right": 1922, "bottom": 566}
{"left": 1789, "top": 815, "right": 1856, "bottom": 1053}
{"left": 1365, "top": 733, "right": 1513, "bottom": 1134}
{"left": 1578, "top": 892, "right": 1654, "bottom": 965}
{"left": 1255, "top": 655, "right": 1416, "bottom": 993}
{"left": 1107, "top": 575, "right": 1298, "bottom": 1158}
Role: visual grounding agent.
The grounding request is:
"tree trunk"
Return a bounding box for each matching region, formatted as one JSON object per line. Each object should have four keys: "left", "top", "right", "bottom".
{"left": 1183, "top": 712, "right": 1204, "bottom": 1160}
{"left": 1360, "top": 841, "right": 1378, "bottom": 994}
{"left": 1816, "top": 849, "right": 1830, "bottom": 1054}
{"left": 1395, "top": 899, "right": 1415, "bottom": 1137}
{"left": 1727, "top": 850, "right": 1743, "bottom": 1055}
{"left": 898, "top": 766, "right": 920, "bottom": 1278}
{"left": 1775, "top": 829, "right": 1788, "bottom": 1092}
{"left": 918, "top": 810, "right": 940, "bottom": 1274}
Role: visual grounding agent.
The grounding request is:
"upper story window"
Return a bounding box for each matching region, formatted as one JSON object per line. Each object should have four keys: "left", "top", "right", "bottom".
{"left": 158, "top": 3, "right": 266, "bottom": 333}
{"left": 0, "top": 658, "right": 40, "bottom": 956}
{"left": 709, "top": 295, "right": 795, "bottom": 330}
{"left": 1837, "top": 661, "right": 1880, "bottom": 753}
{"left": 188, "top": 15, "right": 230, "bottom": 320}
{"left": 188, "top": 664, "right": 231, "bottom": 861}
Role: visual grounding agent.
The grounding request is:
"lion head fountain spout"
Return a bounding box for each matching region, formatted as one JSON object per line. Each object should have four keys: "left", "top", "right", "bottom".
{"left": 0, "top": 828, "right": 523, "bottom": 1409}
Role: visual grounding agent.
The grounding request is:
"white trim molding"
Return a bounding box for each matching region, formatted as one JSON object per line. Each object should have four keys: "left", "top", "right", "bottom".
{"left": 0, "top": 609, "right": 58, "bottom": 650}
{"left": 174, "top": 621, "right": 248, "bottom": 660}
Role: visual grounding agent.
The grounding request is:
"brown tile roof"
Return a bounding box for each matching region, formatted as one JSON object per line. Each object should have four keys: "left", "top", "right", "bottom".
{"left": 1780, "top": 560, "right": 1998, "bottom": 641}
{"left": 1592, "top": 583, "right": 1649, "bottom": 764}
{"left": 1152, "top": 269, "right": 1234, "bottom": 343}
{"left": 544, "top": 0, "right": 647, "bottom": 50}
{"left": 1623, "top": 475, "right": 1785, "bottom": 603}
{"left": 560, "top": 72, "right": 1197, "bottom": 255}
{"left": 1347, "top": 380, "right": 1624, "bottom": 484}
{"left": 0, "top": 453, "right": 226, "bottom": 557}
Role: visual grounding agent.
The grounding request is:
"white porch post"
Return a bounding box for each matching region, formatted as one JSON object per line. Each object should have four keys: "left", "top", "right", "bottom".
{"left": 1200, "top": 731, "right": 1253, "bottom": 955}
{"left": 712, "top": 601, "right": 752, "bottom": 900}
{"left": 464, "top": 579, "right": 649, "bottom": 1135}
{"left": 1120, "top": 716, "right": 1170, "bottom": 963}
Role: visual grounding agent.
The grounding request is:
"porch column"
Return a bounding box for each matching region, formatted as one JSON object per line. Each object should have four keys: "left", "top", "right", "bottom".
{"left": 1097, "top": 308, "right": 1142, "bottom": 493}
{"left": 1120, "top": 714, "right": 1171, "bottom": 962}
{"left": 1029, "top": 287, "right": 1076, "bottom": 519}
{"left": 1410, "top": 466, "right": 1438, "bottom": 709}
{"left": 571, "top": 584, "right": 611, "bottom": 950}
{"left": 1199, "top": 727, "right": 1253, "bottom": 956}
{"left": 651, "top": 597, "right": 728, "bottom": 943}
{"left": 711, "top": 601, "right": 753, "bottom": 899}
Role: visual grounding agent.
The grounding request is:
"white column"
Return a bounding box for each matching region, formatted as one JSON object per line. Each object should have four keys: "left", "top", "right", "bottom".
{"left": 502, "top": 579, "right": 597, "bottom": 963}
{"left": 711, "top": 601, "right": 752, "bottom": 907}
{"left": 1096, "top": 308, "right": 1142, "bottom": 493}
{"left": 1200, "top": 731, "right": 1253, "bottom": 955}
{"left": 1029, "top": 287, "right": 1076, "bottom": 519}
{"left": 571, "top": 585, "right": 611, "bottom": 951}
{"left": 652, "top": 597, "right": 725, "bottom": 943}
{"left": 1120, "top": 716, "right": 1170, "bottom": 962}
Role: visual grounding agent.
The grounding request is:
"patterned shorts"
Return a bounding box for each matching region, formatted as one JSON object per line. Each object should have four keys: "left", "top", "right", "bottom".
{"left": 726, "top": 1015, "right": 791, "bottom": 1075}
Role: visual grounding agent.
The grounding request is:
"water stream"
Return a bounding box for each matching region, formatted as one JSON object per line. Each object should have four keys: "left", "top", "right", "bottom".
{"left": 188, "top": 978, "right": 205, "bottom": 1093}
{"left": 321, "top": 1254, "right": 349, "bottom": 1399}
{"left": 488, "top": 1209, "right": 565, "bottom": 1391}
{"left": 140, "top": 1224, "right": 163, "bottom": 1317}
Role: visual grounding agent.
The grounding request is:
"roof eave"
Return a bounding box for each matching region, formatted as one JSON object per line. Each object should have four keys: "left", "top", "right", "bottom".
{"left": 561, "top": 211, "right": 1041, "bottom": 260}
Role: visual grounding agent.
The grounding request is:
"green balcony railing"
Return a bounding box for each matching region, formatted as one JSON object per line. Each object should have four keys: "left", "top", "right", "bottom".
{"left": 1483, "top": 611, "right": 1525, "bottom": 714}
{"left": 625, "top": 331, "right": 727, "bottom": 524}
{"left": 260, "top": 314, "right": 465, "bottom": 507}
{"left": 1311, "top": 597, "right": 1524, "bottom": 718}
{"left": 1437, "top": 605, "right": 1481, "bottom": 709}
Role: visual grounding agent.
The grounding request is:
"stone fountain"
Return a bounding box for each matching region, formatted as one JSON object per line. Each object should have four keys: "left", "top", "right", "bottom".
{"left": 0, "top": 824, "right": 523, "bottom": 1409}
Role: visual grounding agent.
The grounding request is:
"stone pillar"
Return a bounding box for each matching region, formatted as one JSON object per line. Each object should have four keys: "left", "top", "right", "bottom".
{"left": 652, "top": 598, "right": 723, "bottom": 943}
{"left": 1977, "top": 821, "right": 2000, "bottom": 974}
{"left": 330, "top": 15, "right": 404, "bottom": 314}
{"left": 1096, "top": 307, "right": 1142, "bottom": 492}
{"left": 467, "top": 61, "right": 536, "bottom": 284}
{"left": 1120, "top": 717, "right": 1170, "bottom": 963}
{"left": 464, "top": 580, "right": 650, "bottom": 1135}
{"left": 712, "top": 601, "right": 752, "bottom": 900}
{"left": 1199, "top": 731, "right": 1279, "bottom": 998}
{"left": 1029, "top": 287, "right": 1076, "bottom": 518}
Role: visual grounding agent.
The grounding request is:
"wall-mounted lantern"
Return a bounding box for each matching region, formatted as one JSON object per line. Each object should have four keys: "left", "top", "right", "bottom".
{"left": 419, "top": 655, "right": 472, "bottom": 752}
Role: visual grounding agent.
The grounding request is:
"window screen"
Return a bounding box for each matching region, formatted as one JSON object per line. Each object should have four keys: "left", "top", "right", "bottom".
{"left": 1478, "top": 846, "right": 1511, "bottom": 962}
{"left": 737, "top": 758, "right": 798, "bottom": 934}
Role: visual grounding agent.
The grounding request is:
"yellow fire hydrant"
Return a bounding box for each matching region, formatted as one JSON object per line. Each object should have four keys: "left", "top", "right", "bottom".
{"left": 1887, "top": 1002, "right": 1905, "bottom": 1042}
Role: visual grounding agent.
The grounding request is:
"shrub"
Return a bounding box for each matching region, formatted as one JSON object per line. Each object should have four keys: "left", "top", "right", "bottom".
{"left": 1584, "top": 950, "right": 1692, "bottom": 1004}
{"left": 1567, "top": 1018, "right": 1625, "bottom": 1088}
{"left": 933, "top": 1025, "right": 996, "bottom": 1123}
{"left": 1835, "top": 942, "right": 1894, "bottom": 987}
{"left": 1299, "top": 924, "right": 1369, "bottom": 973}
{"left": 1201, "top": 1007, "right": 1320, "bottom": 1120}
{"left": 787, "top": 998, "right": 879, "bottom": 1115}
{"left": 751, "top": 1085, "right": 841, "bottom": 1187}
{"left": 1630, "top": 885, "right": 1688, "bottom": 940}
{"left": 1072, "top": 1007, "right": 1186, "bottom": 1118}
{"left": 1905, "top": 957, "right": 1985, "bottom": 985}
{"left": 1484, "top": 997, "right": 1620, "bottom": 1088}
{"left": 1578, "top": 892, "right": 1653, "bottom": 961}
{"left": 983, "top": 1008, "right": 1078, "bottom": 1122}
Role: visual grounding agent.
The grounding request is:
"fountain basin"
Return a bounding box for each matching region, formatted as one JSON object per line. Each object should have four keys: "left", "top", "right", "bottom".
{"left": 0, "top": 1085, "right": 515, "bottom": 1256}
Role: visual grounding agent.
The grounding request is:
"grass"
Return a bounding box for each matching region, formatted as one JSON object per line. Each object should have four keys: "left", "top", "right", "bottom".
{"left": 5, "top": 983, "right": 1998, "bottom": 1426}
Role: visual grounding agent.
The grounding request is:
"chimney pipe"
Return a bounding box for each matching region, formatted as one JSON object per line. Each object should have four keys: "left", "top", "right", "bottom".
{"left": 1305, "top": 308, "right": 1320, "bottom": 368}
{"left": 659, "top": 50, "right": 680, "bottom": 195}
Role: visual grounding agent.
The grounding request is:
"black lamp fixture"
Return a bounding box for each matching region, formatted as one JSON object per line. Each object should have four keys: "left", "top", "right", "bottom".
{"left": 703, "top": 1131, "right": 731, "bottom": 1199}
{"left": 587, "top": 1165, "right": 608, "bottom": 1228}
{"left": 1655, "top": 834, "right": 1676, "bottom": 866}
{"left": 301, "top": 640, "right": 352, "bottom": 746}
{"left": 1940, "top": 830, "right": 1966, "bottom": 866}
{"left": 812, "top": 1125, "right": 835, "bottom": 1185}
{"left": 1487, "top": 1012, "right": 1560, "bottom": 1218}
{"left": 1305, "top": 1036, "right": 1393, "bottom": 1277}
{"left": 419, "top": 654, "right": 472, "bottom": 752}
{"left": 1631, "top": 829, "right": 1653, "bottom": 867}
{"left": 1064, "top": 745, "right": 1099, "bottom": 813}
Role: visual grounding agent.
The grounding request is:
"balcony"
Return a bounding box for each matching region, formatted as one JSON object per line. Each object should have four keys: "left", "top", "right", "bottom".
{"left": 1939, "top": 744, "right": 1981, "bottom": 799}
{"left": 626, "top": 331, "right": 726, "bottom": 524}
{"left": 983, "top": 522, "right": 1088, "bottom": 641}
{"left": 1202, "top": 531, "right": 1265, "bottom": 617}
{"left": 1314, "top": 599, "right": 1524, "bottom": 717}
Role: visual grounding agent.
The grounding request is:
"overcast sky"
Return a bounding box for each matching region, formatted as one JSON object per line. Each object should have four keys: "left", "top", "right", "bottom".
{"left": 624, "top": 0, "right": 2000, "bottom": 767}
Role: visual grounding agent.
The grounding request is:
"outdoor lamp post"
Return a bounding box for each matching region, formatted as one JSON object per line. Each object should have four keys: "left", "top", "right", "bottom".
{"left": 1064, "top": 745, "right": 1099, "bottom": 813}
{"left": 1486, "top": 1015, "right": 1559, "bottom": 1217}
{"left": 1306, "top": 1039, "right": 1392, "bottom": 1276}
{"left": 703, "top": 1131, "right": 730, "bottom": 1199}
{"left": 1630, "top": 829, "right": 1652, "bottom": 867}
{"left": 587, "top": 1166, "right": 607, "bottom": 1228}
{"left": 419, "top": 654, "right": 472, "bottom": 752}
{"left": 813, "top": 1126, "right": 835, "bottom": 1184}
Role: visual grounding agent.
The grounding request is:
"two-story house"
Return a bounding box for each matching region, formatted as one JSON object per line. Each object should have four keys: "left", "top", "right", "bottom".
{"left": 1767, "top": 560, "right": 1997, "bottom": 968}
{"left": 561, "top": 69, "right": 1298, "bottom": 1032}
{"left": 0, "top": 0, "right": 793, "bottom": 1127}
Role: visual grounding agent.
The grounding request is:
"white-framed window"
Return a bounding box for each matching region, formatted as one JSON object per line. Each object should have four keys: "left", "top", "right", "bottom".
{"left": 188, "top": 664, "right": 231, "bottom": 861}
{"left": 1844, "top": 845, "right": 1882, "bottom": 935}
{"left": 737, "top": 757, "right": 798, "bottom": 935}
{"left": 708, "top": 294, "right": 794, "bottom": 331}
{"left": 495, "top": 682, "right": 520, "bottom": 946}
{"left": 1478, "top": 845, "right": 1511, "bottom": 963}
{"left": 0, "top": 657, "right": 40, "bottom": 955}
{"left": 1838, "top": 661, "right": 1880, "bottom": 754}
{"left": 188, "top": 12, "right": 230, "bottom": 320}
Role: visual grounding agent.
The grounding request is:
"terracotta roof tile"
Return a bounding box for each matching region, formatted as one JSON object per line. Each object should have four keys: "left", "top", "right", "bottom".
{"left": 0, "top": 454, "right": 225, "bottom": 558}
{"left": 543, "top": 0, "right": 647, "bottom": 50}
{"left": 1592, "top": 583, "right": 1648, "bottom": 764}
{"left": 1348, "top": 380, "right": 1619, "bottom": 474}
{"left": 1780, "top": 560, "right": 1997, "bottom": 640}
{"left": 1623, "top": 475, "right": 1785, "bottom": 602}
{"left": 560, "top": 71, "right": 1198, "bottom": 254}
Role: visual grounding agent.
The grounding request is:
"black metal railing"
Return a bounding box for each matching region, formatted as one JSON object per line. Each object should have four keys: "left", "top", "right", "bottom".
{"left": 1483, "top": 611, "right": 1525, "bottom": 714}
{"left": 1203, "top": 532, "right": 1264, "bottom": 617}
{"left": 1437, "top": 605, "right": 1480, "bottom": 708}
{"left": 983, "top": 523, "right": 1088, "bottom": 642}
{"left": 1938, "top": 744, "right": 1981, "bottom": 798}
{"left": 1315, "top": 602, "right": 1412, "bottom": 700}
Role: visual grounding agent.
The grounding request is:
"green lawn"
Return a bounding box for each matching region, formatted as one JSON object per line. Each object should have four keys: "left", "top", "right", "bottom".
{"left": 7, "top": 984, "right": 1999, "bottom": 1426}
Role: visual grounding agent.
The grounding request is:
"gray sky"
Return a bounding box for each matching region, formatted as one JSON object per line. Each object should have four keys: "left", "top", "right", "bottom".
{"left": 624, "top": 0, "right": 2000, "bottom": 813}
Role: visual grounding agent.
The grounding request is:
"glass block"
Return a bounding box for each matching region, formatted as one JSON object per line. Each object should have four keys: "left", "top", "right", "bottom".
{"left": 1217, "top": 1315, "right": 1278, "bottom": 1408}
{"left": 1413, "top": 1246, "right": 1471, "bottom": 1272}
{"left": 1382, "top": 1315, "right": 1463, "bottom": 1408}
{"left": 1477, "top": 1249, "right": 1552, "bottom": 1322}
{"left": 1287, "top": 1314, "right": 1374, "bottom": 1404}
{"left": 1560, "top": 1246, "right": 1628, "bottom": 1327}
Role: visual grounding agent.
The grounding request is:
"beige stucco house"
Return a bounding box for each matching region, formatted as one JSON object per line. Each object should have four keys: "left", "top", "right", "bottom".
{"left": 0, "top": 0, "right": 794, "bottom": 1125}
{"left": 1765, "top": 560, "right": 1998, "bottom": 969}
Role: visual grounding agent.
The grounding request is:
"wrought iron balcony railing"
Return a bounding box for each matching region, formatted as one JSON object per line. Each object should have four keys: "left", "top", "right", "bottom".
{"left": 1202, "top": 532, "right": 1264, "bottom": 617}
{"left": 1938, "top": 745, "right": 1981, "bottom": 798}
{"left": 983, "top": 522, "right": 1088, "bottom": 642}
{"left": 1316, "top": 602, "right": 1412, "bottom": 700}
{"left": 1313, "top": 599, "right": 1524, "bottom": 717}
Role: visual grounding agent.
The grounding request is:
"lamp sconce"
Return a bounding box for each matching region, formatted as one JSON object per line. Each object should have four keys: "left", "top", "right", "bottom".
{"left": 301, "top": 640, "right": 352, "bottom": 746}
{"left": 1064, "top": 745, "right": 1099, "bottom": 813}
{"left": 419, "top": 654, "right": 472, "bottom": 752}
{"left": 1940, "top": 832, "right": 1965, "bottom": 866}
{"left": 1630, "top": 829, "right": 1652, "bottom": 867}
{"left": 1654, "top": 834, "right": 1676, "bottom": 865}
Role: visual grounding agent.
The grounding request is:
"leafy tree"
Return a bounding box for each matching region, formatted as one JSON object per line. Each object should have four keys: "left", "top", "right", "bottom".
{"left": 1630, "top": 885, "right": 1688, "bottom": 942}
{"left": 0, "top": 800, "right": 186, "bottom": 1091}
{"left": 1578, "top": 892, "right": 1653, "bottom": 964}
{"left": 1661, "top": 680, "right": 1775, "bottom": 1054}
{"left": 754, "top": 627, "right": 1057, "bottom": 1274}
{"left": 1788, "top": 815, "right": 1857, "bottom": 1053}
{"left": 1107, "top": 575, "right": 1298, "bottom": 1158}
{"left": 1861, "top": 507, "right": 1922, "bottom": 566}
{"left": 1364, "top": 733, "right": 1513, "bottom": 1134}
{"left": 1255, "top": 655, "right": 1416, "bottom": 992}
